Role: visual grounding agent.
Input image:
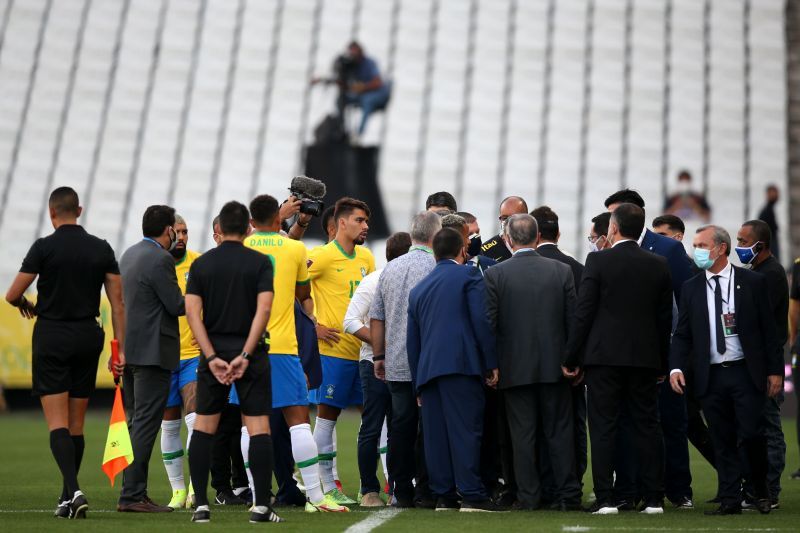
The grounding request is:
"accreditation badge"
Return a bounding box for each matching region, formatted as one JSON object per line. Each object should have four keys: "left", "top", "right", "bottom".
{"left": 721, "top": 312, "right": 738, "bottom": 337}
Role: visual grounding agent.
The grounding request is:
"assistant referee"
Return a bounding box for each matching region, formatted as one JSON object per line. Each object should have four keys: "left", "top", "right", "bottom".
{"left": 185, "top": 201, "right": 281, "bottom": 524}
{"left": 4, "top": 186, "right": 125, "bottom": 519}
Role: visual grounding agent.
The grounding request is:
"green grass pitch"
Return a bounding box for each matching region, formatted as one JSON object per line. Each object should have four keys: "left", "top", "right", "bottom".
{"left": 1, "top": 409, "right": 800, "bottom": 532}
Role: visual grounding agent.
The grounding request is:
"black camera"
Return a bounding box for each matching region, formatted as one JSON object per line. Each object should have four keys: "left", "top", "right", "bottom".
{"left": 289, "top": 176, "right": 326, "bottom": 217}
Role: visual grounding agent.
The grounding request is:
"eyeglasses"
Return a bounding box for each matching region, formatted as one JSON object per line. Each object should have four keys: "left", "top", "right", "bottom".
{"left": 587, "top": 235, "right": 606, "bottom": 243}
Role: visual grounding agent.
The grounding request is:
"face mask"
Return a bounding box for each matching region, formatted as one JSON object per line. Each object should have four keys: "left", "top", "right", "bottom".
{"left": 589, "top": 241, "right": 599, "bottom": 253}
{"left": 678, "top": 180, "right": 691, "bottom": 194}
{"left": 467, "top": 233, "right": 482, "bottom": 257}
{"left": 693, "top": 247, "right": 715, "bottom": 270}
{"left": 735, "top": 242, "right": 761, "bottom": 266}
{"left": 167, "top": 227, "right": 178, "bottom": 252}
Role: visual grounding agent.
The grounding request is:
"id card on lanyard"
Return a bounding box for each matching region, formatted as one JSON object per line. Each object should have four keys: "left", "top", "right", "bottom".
{"left": 709, "top": 271, "right": 737, "bottom": 338}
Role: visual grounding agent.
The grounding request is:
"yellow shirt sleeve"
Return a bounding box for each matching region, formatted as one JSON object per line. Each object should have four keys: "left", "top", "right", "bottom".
{"left": 307, "top": 245, "right": 329, "bottom": 280}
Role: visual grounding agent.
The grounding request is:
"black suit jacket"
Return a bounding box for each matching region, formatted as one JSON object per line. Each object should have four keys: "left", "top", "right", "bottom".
{"left": 669, "top": 265, "right": 784, "bottom": 397}
{"left": 485, "top": 250, "right": 576, "bottom": 388}
{"left": 536, "top": 243, "right": 584, "bottom": 293}
{"left": 565, "top": 241, "right": 673, "bottom": 373}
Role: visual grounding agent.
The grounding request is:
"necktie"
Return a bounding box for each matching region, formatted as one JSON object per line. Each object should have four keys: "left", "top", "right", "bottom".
{"left": 713, "top": 275, "right": 726, "bottom": 355}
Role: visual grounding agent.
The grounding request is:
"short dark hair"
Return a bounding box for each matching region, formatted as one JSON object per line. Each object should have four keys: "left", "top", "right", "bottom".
{"left": 212, "top": 215, "right": 220, "bottom": 231}
{"left": 604, "top": 189, "right": 645, "bottom": 209}
{"left": 321, "top": 205, "right": 335, "bottom": 235}
{"left": 591, "top": 212, "right": 611, "bottom": 237}
{"left": 432, "top": 228, "right": 465, "bottom": 261}
{"left": 49, "top": 186, "right": 80, "bottom": 217}
{"left": 456, "top": 211, "right": 476, "bottom": 224}
{"left": 652, "top": 214, "right": 685, "bottom": 234}
{"left": 142, "top": 205, "right": 176, "bottom": 238}
{"left": 249, "top": 195, "right": 280, "bottom": 225}
{"left": 743, "top": 219, "right": 772, "bottom": 248}
{"left": 218, "top": 201, "right": 250, "bottom": 236}
{"left": 425, "top": 191, "right": 458, "bottom": 212}
{"left": 334, "top": 197, "right": 371, "bottom": 222}
{"left": 385, "top": 232, "right": 412, "bottom": 261}
{"left": 530, "top": 205, "right": 559, "bottom": 241}
{"left": 610, "top": 203, "right": 645, "bottom": 240}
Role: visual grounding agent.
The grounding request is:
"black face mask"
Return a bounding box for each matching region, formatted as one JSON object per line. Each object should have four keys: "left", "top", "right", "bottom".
{"left": 467, "top": 233, "right": 482, "bottom": 257}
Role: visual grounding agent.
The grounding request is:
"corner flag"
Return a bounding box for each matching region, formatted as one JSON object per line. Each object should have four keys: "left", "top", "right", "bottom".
{"left": 102, "top": 340, "right": 133, "bottom": 486}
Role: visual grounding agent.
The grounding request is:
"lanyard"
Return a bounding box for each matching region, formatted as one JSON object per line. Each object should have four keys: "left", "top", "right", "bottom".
{"left": 409, "top": 245, "right": 432, "bottom": 254}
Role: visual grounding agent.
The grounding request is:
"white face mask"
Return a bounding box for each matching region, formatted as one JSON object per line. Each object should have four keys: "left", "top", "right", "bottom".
{"left": 678, "top": 180, "right": 691, "bottom": 194}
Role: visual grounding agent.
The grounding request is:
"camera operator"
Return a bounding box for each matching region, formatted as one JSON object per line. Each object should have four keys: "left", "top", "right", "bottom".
{"left": 280, "top": 176, "right": 327, "bottom": 241}
{"left": 311, "top": 41, "right": 390, "bottom": 141}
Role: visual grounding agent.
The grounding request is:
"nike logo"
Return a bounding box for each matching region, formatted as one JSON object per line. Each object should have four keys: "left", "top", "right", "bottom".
{"left": 336, "top": 268, "right": 345, "bottom": 272}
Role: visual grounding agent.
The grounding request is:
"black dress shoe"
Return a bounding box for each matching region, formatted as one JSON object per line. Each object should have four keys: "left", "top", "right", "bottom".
{"left": 550, "top": 500, "right": 582, "bottom": 512}
{"left": 511, "top": 500, "right": 538, "bottom": 511}
{"left": 755, "top": 498, "right": 772, "bottom": 515}
{"left": 435, "top": 497, "right": 460, "bottom": 511}
{"left": 392, "top": 496, "right": 415, "bottom": 508}
{"left": 705, "top": 504, "right": 742, "bottom": 516}
{"left": 615, "top": 499, "right": 637, "bottom": 511}
{"left": 414, "top": 496, "right": 436, "bottom": 509}
{"left": 706, "top": 495, "right": 721, "bottom": 504}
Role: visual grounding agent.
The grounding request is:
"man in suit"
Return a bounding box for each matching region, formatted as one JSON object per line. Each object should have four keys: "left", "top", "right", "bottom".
{"left": 605, "top": 189, "right": 694, "bottom": 509}
{"left": 530, "top": 206, "right": 587, "bottom": 503}
{"left": 480, "top": 196, "right": 528, "bottom": 263}
{"left": 485, "top": 214, "right": 581, "bottom": 511}
{"left": 118, "top": 205, "right": 186, "bottom": 512}
{"left": 670, "top": 225, "right": 783, "bottom": 515}
{"left": 564, "top": 203, "right": 673, "bottom": 515}
{"left": 407, "top": 228, "right": 501, "bottom": 512}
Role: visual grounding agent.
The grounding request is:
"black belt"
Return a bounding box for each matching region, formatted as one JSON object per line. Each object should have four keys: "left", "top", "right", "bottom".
{"left": 711, "top": 359, "right": 745, "bottom": 368}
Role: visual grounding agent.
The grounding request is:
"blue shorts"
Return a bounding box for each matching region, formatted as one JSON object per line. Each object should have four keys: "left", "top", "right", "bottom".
{"left": 271, "top": 354, "right": 308, "bottom": 409}
{"left": 167, "top": 357, "right": 199, "bottom": 408}
{"left": 309, "top": 355, "right": 363, "bottom": 409}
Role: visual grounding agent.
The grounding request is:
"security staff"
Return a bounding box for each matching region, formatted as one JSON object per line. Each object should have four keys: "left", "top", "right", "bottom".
{"left": 5, "top": 186, "right": 125, "bottom": 519}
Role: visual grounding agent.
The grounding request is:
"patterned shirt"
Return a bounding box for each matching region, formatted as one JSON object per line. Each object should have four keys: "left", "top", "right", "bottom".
{"left": 369, "top": 246, "right": 436, "bottom": 382}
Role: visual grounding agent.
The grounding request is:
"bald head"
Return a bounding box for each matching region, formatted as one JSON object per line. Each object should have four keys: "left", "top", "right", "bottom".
{"left": 499, "top": 196, "right": 528, "bottom": 226}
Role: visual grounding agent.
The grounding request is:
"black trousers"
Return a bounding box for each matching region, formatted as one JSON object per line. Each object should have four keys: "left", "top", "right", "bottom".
{"left": 480, "top": 385, "right": 502, "bottom": 494}
{"left": 119, "top": 364, "right": 171, "bottom": 505}
{"left": 210, "top": 403, "right": 248, "bottom": 493}
{"left": 585, "top": 365, "right": 664, "bottom": 505}
{"left": 504, "top": 382, "right": 581, "bottom": 507}
{"left": 539, "top": 383, "right": 587, "bottom": 502}
{"left": 387, "top": 381, "right": 430, "bottom": 502}
{"left": 701, "top": 363, "right": 768, "bottom": 506}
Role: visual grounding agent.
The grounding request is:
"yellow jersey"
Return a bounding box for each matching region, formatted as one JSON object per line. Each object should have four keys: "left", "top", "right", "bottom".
{"left": 176, "top": 249, "right": 201, "bottom": 360}
{"left": 245, "top": 231, "right": 309, "bottom": 355}
{"left": 308, "top": 240, "right": 375, "bottom": 360}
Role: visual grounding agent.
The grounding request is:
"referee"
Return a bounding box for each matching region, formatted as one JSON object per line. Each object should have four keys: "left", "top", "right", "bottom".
{"left": 185, "top": 201, "right": 282, "bottom": 524}
{"left": 4, "top": 186, "right": 125, "bottom": 519}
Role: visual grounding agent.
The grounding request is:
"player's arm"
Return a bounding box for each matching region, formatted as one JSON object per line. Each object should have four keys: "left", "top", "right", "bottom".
{"left": 104, "top": 273, "right": 126, "bottom": 373}
{"left": 186, "top": 294, "right": 215, "bottom": 358}
{"left": 5, "top": 272, "right": 37, "bottom": 319}
{"left": 343, "top": 279, "right": 372, "bottom": 344}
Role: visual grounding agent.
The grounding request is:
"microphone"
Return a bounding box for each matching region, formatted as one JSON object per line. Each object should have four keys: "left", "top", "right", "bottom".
{"left": 290, "top": 176, "right": 326, "bottom": 200}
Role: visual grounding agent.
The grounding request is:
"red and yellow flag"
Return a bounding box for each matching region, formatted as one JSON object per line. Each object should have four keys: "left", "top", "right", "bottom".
{"left": 102, "top": 384, "right": 133, "bottom": 486}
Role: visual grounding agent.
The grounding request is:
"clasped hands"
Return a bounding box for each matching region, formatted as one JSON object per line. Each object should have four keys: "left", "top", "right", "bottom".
{"left": 209, "top": 354, "right": 250, "bottom": 385}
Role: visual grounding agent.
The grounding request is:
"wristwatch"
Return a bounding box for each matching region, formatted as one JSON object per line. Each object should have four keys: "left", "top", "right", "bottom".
{"left": 372, "top": 354, "right": 386, "bottom": 361}
{"left": 241, "top": 351, "right": 251, "bottom": 361}
{"left": 206, "top": 354, "right": 218, "bottom": 363}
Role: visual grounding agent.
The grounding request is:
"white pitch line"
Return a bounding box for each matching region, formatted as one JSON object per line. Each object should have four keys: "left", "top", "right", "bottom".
{"left": 344, "top": 508, "right": 403, "bottom": 533}
{"left": 562, "top": 527, "right": 782, "bottom": 532}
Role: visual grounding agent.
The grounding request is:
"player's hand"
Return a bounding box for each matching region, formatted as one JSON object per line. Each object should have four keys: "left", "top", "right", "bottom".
{"left": 316, "top": 324, "right": 341, "bottom": 346}
{"left": 416, "top": 395, "right": 422, "bottom": 407}
{"left": 209, "top": 357, "right": 231, "bottom": 385}
{"left": 374, "top": 360, "right": 386, "bottom": 381}
{"left": 17, "top": 297, "right": 36, "bottom": 319}
{"left": 279, "top": 196, "right": 303, "bottom": 221}
{"left": 228, "top": 355, "right": 249, "bottom": 382}
{"left": 767, "top": 374, "right": 783, "bottom": 398}
{"left": 562, "top": 365, "right": 580, "bottom": 379}
{"left": 485, "top": 368, "right": 499, "bottom": 388}
{"left": 670, "top": 371, "right": 686, "bottom": 395}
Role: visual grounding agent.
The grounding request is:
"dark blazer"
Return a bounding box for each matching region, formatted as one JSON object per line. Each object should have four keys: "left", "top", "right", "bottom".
{"left": 484, "top": 250, "right": 576, "bottom": 388}
{"left": 565, "top": 241, "right": 673, "bottom": 373}
{"left": 641, "top": 228, "right": 693, "bottom": 300}
{"left": 120, "top": 240, "right": 185, "bottom": 370}
{"left": 536, "top": 243, "right": 584, "bottom": 292}
{"left": 407, "top": 260, "right": 497, "bottom": 389}
{"left": 669, "top": 265, "right": 784, "bottom": 397}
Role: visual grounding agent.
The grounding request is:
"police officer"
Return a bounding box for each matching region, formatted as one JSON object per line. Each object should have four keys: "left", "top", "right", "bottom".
{"left": 5, "top": 186, "right": 125, "bottom": 519}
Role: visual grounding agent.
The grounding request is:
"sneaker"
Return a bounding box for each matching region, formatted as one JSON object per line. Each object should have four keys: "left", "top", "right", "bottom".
{"left": 215, "top": 490, "right": 247, "bottom": 505}
{"left": 168, "top": 489, "right": 188, "bottom": 510}
{"left": 615, "top": 499, "right": 637, "bottom": 511}
{"left": 293, "top": 472, "right": 306, "bottom": 492}
{"left": 326, "top": 488, "right": 357, "bottom": 505}
{"left": 584, "top": 501, "right": 618, "bottom": 515}
{"left": 673, "top": 496, "right": 693, "bottom": 509}
{"left": 460, "top": 499, "right": 506, "bottom": 513}
{"left": 186, "top": 482, "right": 195, "bottom": 509}
{"left": 306, "top": 494, "right": 350, "bottom": 512}
{"left": 360, "top": 492, "right": 385, "bottom": 507}
{"left": 435, "top": 497, "right": 460, "bottom": 511}
{"left": 250, "top": 505, "right": 283, "bottom": 523}
{"left": 191, "top": 505, "right": 210, "bottom": 522}
{"left": 640, "top": 504, "right": 664, "bottom": 515}
{"left": 335, "top": 479, "right": 344, "bottom": 492}
{"left": 69, "top": 491, "right": 88, "bottom": 519}
{"left": 384, "top": 481, "right": 390, "bottom": 495}
{"left": 770, "top": 499, "right": 780, "bottom": 510}
{"left": 54, "top": 500, "right": 69, "bottom": 518}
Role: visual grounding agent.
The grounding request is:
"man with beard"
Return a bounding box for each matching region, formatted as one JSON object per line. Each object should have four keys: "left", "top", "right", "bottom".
{"left": 308, "top": 198, "right": 376, "bottom": 504}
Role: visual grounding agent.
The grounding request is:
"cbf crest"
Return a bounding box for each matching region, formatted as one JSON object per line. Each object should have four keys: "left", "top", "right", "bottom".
{"left": 360, "top": 267, "right": 367, "bottom": 278}
{"left": 325, "top": 384, "right": 336, "bottom": 399}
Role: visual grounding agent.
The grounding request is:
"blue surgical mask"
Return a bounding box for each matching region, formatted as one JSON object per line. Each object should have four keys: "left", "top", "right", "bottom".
{"left": 693, "top": 247, "right": 715, "bottom": 270}
{"left": 734, "top": 242, "right": 761, "bottom": 266}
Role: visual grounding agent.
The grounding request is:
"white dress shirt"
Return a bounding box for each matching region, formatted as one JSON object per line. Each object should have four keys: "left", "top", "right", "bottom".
{"left": 343, "top": 268, "right": 382, "bottom": 362}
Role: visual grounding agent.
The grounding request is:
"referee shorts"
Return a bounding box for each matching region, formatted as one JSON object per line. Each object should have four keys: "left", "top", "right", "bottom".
{"left": 31, "top": 318, "right": 105, "bottom": 398}
{"left": 196, "top": 348, "right": 271, "bottom": 417}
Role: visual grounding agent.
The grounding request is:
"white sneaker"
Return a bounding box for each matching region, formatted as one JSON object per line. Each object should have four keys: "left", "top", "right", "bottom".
{"left": 640, "top": 506, "right": 664, "bottom": 515}
{"left": 592, "top": 506, "right": 619, "bottom": 515}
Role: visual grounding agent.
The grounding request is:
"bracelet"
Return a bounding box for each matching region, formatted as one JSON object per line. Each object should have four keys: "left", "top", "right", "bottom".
{"left": 372, "top": 354, "right": 386, "bottom": 361}
{"left": 206, "top": 354, "right": 218, "bottom": 363}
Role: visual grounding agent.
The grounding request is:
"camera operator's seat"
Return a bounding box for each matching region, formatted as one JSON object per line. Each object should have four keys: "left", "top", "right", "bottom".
{"left": 344, "top": 79, "right": 393, "bottom": 142}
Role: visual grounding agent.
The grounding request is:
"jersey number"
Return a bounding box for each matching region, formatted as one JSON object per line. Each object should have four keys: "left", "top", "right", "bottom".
{"left": 348, "top": 280, "right": 360, "bottom": 298}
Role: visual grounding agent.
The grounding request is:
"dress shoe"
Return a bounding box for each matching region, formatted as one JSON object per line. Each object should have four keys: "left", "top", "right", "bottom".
{"left": 704, "top": 503, "right": 742, "bottom": 516}
{"left": 755, "top": 498, "right": 772, "bottom": 514}
{"left": 550, "top": 500, "right": 582, "bottom": 512}
{"left": 117, "top": 499, "right": 173, "bottom": 512}
{"left": 435, "top": 497, "right": 460, "bottom": 511}
{"left": 511, "top": 500, "right": 538, "bottom": 511}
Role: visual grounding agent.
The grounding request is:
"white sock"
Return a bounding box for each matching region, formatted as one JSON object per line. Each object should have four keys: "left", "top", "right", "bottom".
{"left": 241, "top": 426, "right": 254, "bottom": 503}
{"left": 161, "top": 419, "right": 185, "bottom": 491}
{"left": 184, "top": 412, "right": 196, "bottom": 451}
{"left": 290, "top": 423, "right": 324, "bottom": 503}
{"left": 331, "top": 426, "right": 339, "bottom": 481}
{"left": 379, "top": 419, "right": 389, "bottom": 482}
{"left": 313, "top": 417, "right": 337, "bottom": 493}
